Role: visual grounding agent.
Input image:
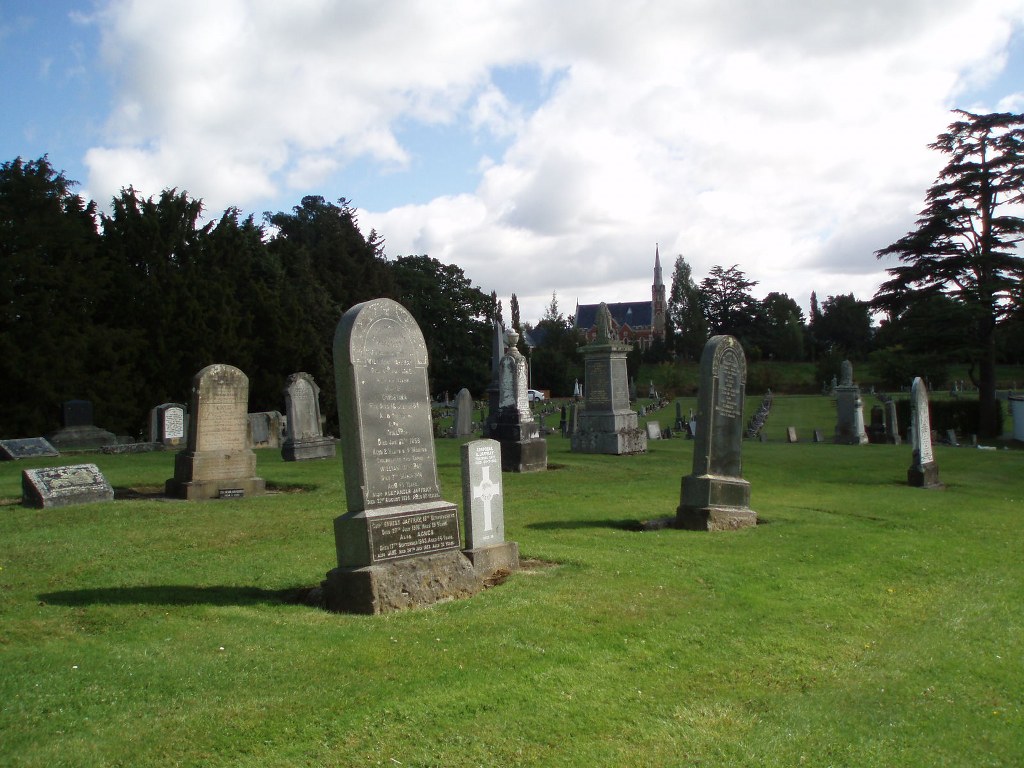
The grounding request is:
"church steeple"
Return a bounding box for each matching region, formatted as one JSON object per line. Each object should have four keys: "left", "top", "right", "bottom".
{"left": 652, "top": 244, "right": 666, "bottom": 340}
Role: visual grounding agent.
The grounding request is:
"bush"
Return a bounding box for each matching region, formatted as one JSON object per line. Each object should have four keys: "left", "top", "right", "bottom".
{"left": 893, "top": 397, "right": 1004, "bottom": 438}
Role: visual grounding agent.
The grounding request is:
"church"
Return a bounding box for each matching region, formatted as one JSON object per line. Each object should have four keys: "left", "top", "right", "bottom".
{"left": 573, "top": 247, "right": 667, "bottom": 350}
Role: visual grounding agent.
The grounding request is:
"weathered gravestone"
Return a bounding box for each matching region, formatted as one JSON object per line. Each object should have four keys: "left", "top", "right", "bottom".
{"left": 571, "top": 303, "right": 647, "bottom": 455}
{"left": 454, "top": 388, "right": 474, "bottom": 437}
{"left": 281, "top": 372, "right": 336, "bottom": 461}
{"left": 675, "top": 401, "right": 685, "bottom": 430}
{"left": 165, "top": 364, "right": 266, "bottom": 500}
{"left": 884, "top": 400, "right": 901, "bottom": 445}
{"left": 0, "top": 437, "right": 59, "bottom": 461}
{"left": 461, "top": 439, "right": 519, "bottom": 575}
{"left": 248, "top": 411, "right": 283, "bottom": 448}
{"left": 866, "top": 406, "right": 887, "bottom": 444}
{"left": 834, "top": 360, "right": 869, "bottom": 445}
{"left": 494, "top": 331, "right": 548, "bottom": 472}
{"left": 323, "top": 298, "right": 480, "bottom": 614}
{"left": 908, "top": 377, "right": 941, "bottom": 488}
{"left": 786, "top": 427, "right": 798, "bottom": 443}
{"left": 646, "top": 421, "right": 662, "bottom": 440}
{"left": 48, "top": 399, "right": 117, "bottom": 450}
{"left": 22, "top": 463, "right": 114, "bottom": 508}
{"left": 149, "top": 403, "right": 187, "bottom": 447}
{"left": 676, "top": 335, "right": 756, "bottom": 531}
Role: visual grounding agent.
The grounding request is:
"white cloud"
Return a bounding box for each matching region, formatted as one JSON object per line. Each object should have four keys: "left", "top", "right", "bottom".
{"left": 82, "top": 0, "right": 1024, "bottom": 323}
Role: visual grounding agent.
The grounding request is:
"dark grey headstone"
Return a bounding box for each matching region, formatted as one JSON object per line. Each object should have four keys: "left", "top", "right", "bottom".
{"left": 494, "top": 331, "right": 547, "bottom": 471}
{"left": 327, "top": 299, "right": 479, "bottom": 613}
{"left": 0, "top": 438, "right": 59, "bottom": 461}
{"left": 282, "top": 372, "right": 335, "bottom": 461}
{"left": 813, "top": 429, "right": 824, "bottom": 443}
{"left": 22, "top": 463, "right": 114, "bottom": 508}
{"left": 152, "top": 403, "right": 187, "bottom": 446}
{"left": 677, "top": 335, "right": 755, "bottom": 530}
{"left": 61, "top": 399, "right": 93, "bottom": 428}
{"left": 454, "top": 388, "right": 474, "bottom": 437}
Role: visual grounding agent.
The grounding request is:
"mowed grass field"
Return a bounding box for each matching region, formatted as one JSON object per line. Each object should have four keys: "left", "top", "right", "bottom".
{"left": 1, "top": 395, "right": 1022, "bottom": 767}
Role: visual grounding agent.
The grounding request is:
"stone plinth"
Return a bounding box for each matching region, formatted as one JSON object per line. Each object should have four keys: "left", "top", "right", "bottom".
{"left": 165, "top": 364, "right": 265, "bottom": 501}
{"left": 494, "top": 331, "right": 547, "bottom": 472}
{"left": 571, "top": 303, "right": 647, "bottom": 456}
{"left": 676, "top": 336, "right": 756, "bottom": 531}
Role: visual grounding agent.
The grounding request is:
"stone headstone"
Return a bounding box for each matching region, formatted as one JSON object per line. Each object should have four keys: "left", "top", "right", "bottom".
{"left": 786, "top": 426, "right": 798, "bottom": 443}
{"left": 946, "top": 429, "right": 959, "bottom": 447}
{"left": 22, "top": 463, "right": 114, "bottom": 508}
{"left": 494, "top": 331, "right": 547, "bottom": 472}
{"left": 908, "top": 377, "right": 941, "bottom": 488}
{"left": 884, "top": 400, "right": 901, "bottom": 445}
{"left": 483, "top": 320, "right": 505, "bottom": 439}
{"left": 48, "top": 399, "right": 117, "bottom": 450}
{"left": 834, "top": 361, "right": 869, "bottom": 445}
{"left": 866, "top": 405, "right": 887, "bottom": 444}
{"left": 675, "top": 401, "right": 684, "bottom": 430}
{"left": 247, "top": 411, "right": 283, "bottom": 448}
{"left": 281, "top": 372, "right": 336, "bottom": 461}
{"left": 571, "top": 303, "right": 646, "bottom": 455}
{"left": 454, "top": 388, "right": 474, "bottom": 437}
{"left": 687, "top": 419, "right": 697, "bottom": 439}
{"left": 677, "top": 335, "right": 755, "bottom": 531}
{"left": 150, "top": 403, "right": 187, "bottom": 446}
{"left": 646, "top": 421, "right": 662, "bottom": 440}
{"left": 0, "top": 437, "right": 59, "bottom": 461}
{"left": 165, "top": 364, "right": 266, "bottom": 500}
{"left": 813, "top": 429, "right": 824, "bottom": 443}
{"left": 324, "top": 298, "right": 479, "bottom": 614}
{"left": 461, "top": 439, "right": 519, "bottom": 574}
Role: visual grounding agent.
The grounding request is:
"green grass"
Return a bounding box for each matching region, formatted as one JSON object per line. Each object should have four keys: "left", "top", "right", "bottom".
{"left": 1, "top": 432, "right": 1023, "bottom": 766}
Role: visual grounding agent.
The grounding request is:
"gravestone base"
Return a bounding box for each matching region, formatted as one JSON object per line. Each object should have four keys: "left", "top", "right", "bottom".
{"left": 165, "top": 450, "right": 265, "bottom": 500}
{"left": 464, "top": 541, "right": 520, "bottom": 577}
{"left": 322, "top": 550, "right": 482, "bottom": 614}
{"left": 571, "top": 426, "right": 647, "bottom": 455}
{"left": 908, "top": 463, "right": 942, "bottom": 489}
{"left": 165, "top": 476, "right": 266, "bottom": 501}
{"left": 498, "top": 438, "right": 548, "bottom": 473}
{"left": 677, "top": 474, "right": 756, "bottom": 531}
{"left": 47, "top": 426, "right": 118, "bottom": 450}
{"left": 281, "top": 436, "right": 336, "bottom": 461}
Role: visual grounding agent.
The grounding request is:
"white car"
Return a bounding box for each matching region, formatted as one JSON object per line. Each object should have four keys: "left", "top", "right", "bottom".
{"left": 527, "top": 389, "right": 545, "bottom": 402}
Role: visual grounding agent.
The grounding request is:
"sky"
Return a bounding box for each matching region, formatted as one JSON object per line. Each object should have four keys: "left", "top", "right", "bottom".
{"left": 3, "top": 0, "right": 1024, "bottom": 326}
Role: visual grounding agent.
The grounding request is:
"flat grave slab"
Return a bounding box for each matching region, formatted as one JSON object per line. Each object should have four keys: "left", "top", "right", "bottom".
{"left": 0, "top": 437, "right": 59, "bottom": 461}
{"left": 22, "top": 463, "right": 114, "bottom": 508}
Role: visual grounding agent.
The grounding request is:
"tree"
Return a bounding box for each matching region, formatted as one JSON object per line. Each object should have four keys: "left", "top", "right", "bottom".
{"left": 758, "top": 292, "right": 805, "bottom": 361}
{"left": 697, "top": 264, "right": 758, "bottom": 342}
{"left": 874, "top": 110, "right": 1024, "bottom": 436}
{"left": 391, "top": 255, "right": 493, "bottom": 397}
{"left": 814, "top": 293, "right": 873, "bottom": 359}
{"left": 524, "top": 291, "right": 583, "bottom": 396}
{"left": 667, "top": 255, "right": 708, "bottom": 359}
{"left": 0, "top": 157, "right": 110, "bottom": 435}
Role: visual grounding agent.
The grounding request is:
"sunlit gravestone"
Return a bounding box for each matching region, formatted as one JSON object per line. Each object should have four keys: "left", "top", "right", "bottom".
{"left": 908, "top": 376, "right": 942, "bottom": 488}
{"left": 461, "top": 438, "right": 519, "bottom": 574}
{"left": 676, "top": 335, "right": 756, "bottom": 531}
{"left": 323, "top": 298, "right": 481, "bottom": 613}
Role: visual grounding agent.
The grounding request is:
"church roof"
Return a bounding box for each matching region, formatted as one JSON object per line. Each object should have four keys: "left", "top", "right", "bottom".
{"left": 575, "top": 300, "right": 653, "bottom": 330}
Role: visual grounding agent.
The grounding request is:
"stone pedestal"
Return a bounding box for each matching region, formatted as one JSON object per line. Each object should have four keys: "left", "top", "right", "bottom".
{"left": 47, "top": 425, "right": 118, "bottom": 450}
{"left": 494, "top": 419, "right": 547, "bottom": 472}
{"left": 165, "top": 450, "right": 266, "bottom": 500}
{"left": 463, "top": 541, "right": 520, "bottom": 577}
{"left": 676, "top": 474, "right": 755, "bottom": 531}
{"left": 281, "top": 435, "right": 336, "bottom": 461}
{"left": 908, "top": 463, "right": 941, "bottom": 488}
{"left": 571, "top": 303, "right": 647, "bottom": 456}
{"left": 323, "top": 550, "right": 481, "bottom": 615}
{"left": 494, "top": 332, "right": 547, "bottom": 472}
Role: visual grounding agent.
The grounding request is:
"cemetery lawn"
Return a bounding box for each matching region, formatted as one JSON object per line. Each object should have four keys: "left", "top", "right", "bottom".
{"left": 1, "top": 418, "right": 1022, "bottom": 767}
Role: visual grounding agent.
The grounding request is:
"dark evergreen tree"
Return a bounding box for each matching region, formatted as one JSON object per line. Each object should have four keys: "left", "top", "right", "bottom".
{"left": 814, "top": 293, "right": 873, "bottom": 359}
{"left": 391, "top": 255, "right": 493, "bottom": 397}
{"left": 874, "top": 110, "right": 1024, "bottom": 436}
{"left": 697, "top": 264, "right": 758, "bottom": 344}
{"left": 758, "top": 292, "right": 806, "bottom": 361}
{"left": 667, "top": 255, "right": 708, "bottom": 359}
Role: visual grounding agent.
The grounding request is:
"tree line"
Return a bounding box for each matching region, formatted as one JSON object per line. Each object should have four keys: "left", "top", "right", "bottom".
{"left": 0, "top": 157, "right": 496, "bottom": 437}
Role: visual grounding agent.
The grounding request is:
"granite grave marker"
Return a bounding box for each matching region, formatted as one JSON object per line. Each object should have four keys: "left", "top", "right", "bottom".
{"left": 0, "top": 437, "right": 59, "bottom": 461}
{"left": 461, "top": 438, "right": 519, "bottom": 574}
{"left": 281, "top": 372, "right": 336, "bottom": 461}
{"left": 22, "top": 463, "right": 114, "bottom": 508}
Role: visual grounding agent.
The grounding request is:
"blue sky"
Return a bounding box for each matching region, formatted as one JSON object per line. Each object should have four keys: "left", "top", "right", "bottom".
{"left": 3, "top": 0, "right": 1024, "bottom": 325}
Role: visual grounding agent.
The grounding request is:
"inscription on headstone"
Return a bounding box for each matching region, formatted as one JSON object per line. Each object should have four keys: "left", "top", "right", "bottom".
{"left": 908, "top": 377, "right": 941, "bottom": 488}
{"left": 22, "top": 463, "right": 114, "bottom": 508}
{"left": 677, "top": 335, "right": 755, "bottom": 530}
{"left": 460, "top": 438, "right": 519, "bottom": 574}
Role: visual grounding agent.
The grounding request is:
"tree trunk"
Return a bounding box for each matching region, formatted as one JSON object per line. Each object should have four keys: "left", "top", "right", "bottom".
{"left": 978, "top": 327, "right": 999, "bottom": 438}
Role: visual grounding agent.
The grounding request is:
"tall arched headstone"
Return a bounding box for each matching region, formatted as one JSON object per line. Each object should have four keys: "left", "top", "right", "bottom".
{"left": 676, "top": 336, "right": 756, "bottom": 530}
{"left": 323, "top": 298, "right": 480, "bottom": 613}
{"left": 165, "top": 364, "right": 265, "bottom": 500}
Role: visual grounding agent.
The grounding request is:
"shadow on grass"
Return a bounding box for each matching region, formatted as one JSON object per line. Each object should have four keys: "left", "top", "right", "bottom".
{"left": 527, "top": 519, "right": 647, "bottom": 532}
{"left": 38, "top": 584, "right": 318, "bottom": 607}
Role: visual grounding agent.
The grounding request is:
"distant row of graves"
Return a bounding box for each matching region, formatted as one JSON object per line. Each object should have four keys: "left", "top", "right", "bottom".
{"left": 6, "top": 299, "right": 945, "bottom": 613}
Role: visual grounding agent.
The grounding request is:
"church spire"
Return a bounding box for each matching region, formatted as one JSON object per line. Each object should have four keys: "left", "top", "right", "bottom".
{"left": 654, "top": 244, "right": 664, "bottom": 287}
{"left": 651, "top": 244, "right": 666, "bottom": 341}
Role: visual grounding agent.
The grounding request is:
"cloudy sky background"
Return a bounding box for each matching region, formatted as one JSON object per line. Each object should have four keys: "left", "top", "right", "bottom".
{"left": 3, "top": 0, "right": 1024, "bottom": 324}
